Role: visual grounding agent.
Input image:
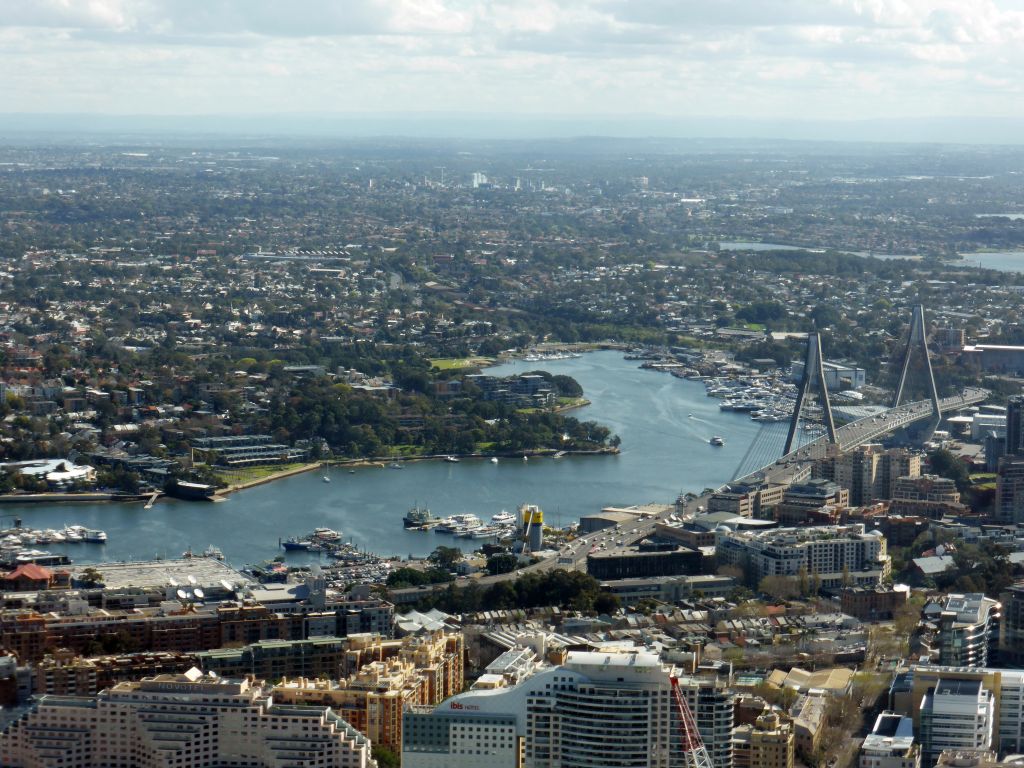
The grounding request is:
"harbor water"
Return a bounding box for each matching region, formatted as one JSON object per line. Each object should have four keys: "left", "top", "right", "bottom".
{"left": 1, "top": 352, "right": 785, "bottom": 567}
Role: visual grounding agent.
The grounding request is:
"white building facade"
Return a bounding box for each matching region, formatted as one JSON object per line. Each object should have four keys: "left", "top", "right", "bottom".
{"left": 0, "top": 669, "right": 376, "bottom": 768}
{"left": 403, "top": 651, "right": 709, "bottom": 768}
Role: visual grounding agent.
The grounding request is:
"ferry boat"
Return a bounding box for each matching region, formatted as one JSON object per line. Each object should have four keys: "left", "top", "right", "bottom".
{"left": 435, "top": 514, "right": 481, "bottom": 534}
{"left": 710, "top": 436, "right": 726, "bottom": 446}
{"left": 312, "top": 528, "right": 342, "bottom": 542}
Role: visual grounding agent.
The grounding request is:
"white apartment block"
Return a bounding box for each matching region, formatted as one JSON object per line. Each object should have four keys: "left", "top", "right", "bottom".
{"left": 919, "top": 678, "right": 994, "bottom": 766}
{"left": 403, "top": 650, "right": 711, "bottom": 768}
{"left": 716, "top": 524, "right": 891, "bottom": 589}
{"left": 0, "top": 668, "right": 376, "bottom": 768}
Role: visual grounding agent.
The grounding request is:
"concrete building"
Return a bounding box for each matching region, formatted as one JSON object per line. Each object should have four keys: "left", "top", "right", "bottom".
{"left": 0, "top": 668, "right": 376, "bottom": 768}
{"left": 734, "top": 710, "right": 794, "bottom": 768}
{"left": 272, "top": 630, "right": 464, "bottom": 754}
{"left": 996, "top": 456, "right": 1024, "bottom": 524}
{"left": 403, "top": 650, "right": 695, "bottom": 768}
{"left": 919, "top": 678, "right": 995, "bottom": 766}
{"left": 715, "top": 524, "right": 891, "bottom": 591}
{"left": 586, "top": 541, "right": 704, "bottom": 580}
{"left": 860, "top": 712, "right": 921, "bottom": 768}
{"left": 196, "top": 635, "right": 349, "bottom": 680}
{"left": 998, "top": 583, "right": 1024, "bottom": 667}
{"left": 931, "top": 594, "right": 1001, "bottom": 668}
{"left": 891, "top": 665, "right": 1024, "bottom": 765}
{"left": 1007, "top": 396, "right": 1024, "bottom": 457}
{"left": 791, "top": 360, "right": 866, "bottom": 390}
{"left": 815, "top": 446, "right": 922, "bottom": 505}
{"left": 962, "top": 345, "right": 1024, "bottom": 376}
{"left": 891, "top": 475, "right": 966, "bottom": 518}
{"left": 772, "top": 480, "right": 849, "bottom": 526}
{"left": 841, "top": 585, "right": 910, "bottom": 622}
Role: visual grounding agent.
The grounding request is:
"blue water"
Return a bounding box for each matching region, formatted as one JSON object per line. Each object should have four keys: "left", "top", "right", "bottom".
{"left": 957, "top": 251, "right": 1024, "bottom": 273}
{"left": 717, "top": 241, "right": 918, "bottom": 261}
{"left": 0, "top": 352, "right": 783, "bottom": 566}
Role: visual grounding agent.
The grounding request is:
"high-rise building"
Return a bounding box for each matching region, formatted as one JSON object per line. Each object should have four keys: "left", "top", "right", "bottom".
{"left": 996, "top": 455, "right": 1024, "bottom": 523}
{"left": 402, "top": 650, "right": 696, "bottom": 768}
{"left": 815, "top": 446, "right": 922, "bottom": 505}
{"left": 0, "top": 668, "right": 376, "bottom": 768}
{"left": 931, "top": 594, "right": 1001, "bottom": 668}
{"left": 1007, "top": 396, "right": 1024, "bottom": 456}
{"left": 999, "top": 583, "right": 1024, "bottom": 667}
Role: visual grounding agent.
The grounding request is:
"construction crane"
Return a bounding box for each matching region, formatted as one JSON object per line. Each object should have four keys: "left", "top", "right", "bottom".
{"left": 670, "top": 676, "right": 715, "bottom": 768}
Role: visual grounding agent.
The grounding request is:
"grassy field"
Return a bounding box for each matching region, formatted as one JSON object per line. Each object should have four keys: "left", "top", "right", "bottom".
{"left": 212, "top": 462, "right": 315, "bottom": 486}
{"left": 429, "top": 356, "right": 494, "bottom": 370}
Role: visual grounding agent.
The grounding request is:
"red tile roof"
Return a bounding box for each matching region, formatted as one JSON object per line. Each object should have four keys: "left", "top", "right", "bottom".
{"left": 4, "top": 563, "right": 52, "bottom": 581}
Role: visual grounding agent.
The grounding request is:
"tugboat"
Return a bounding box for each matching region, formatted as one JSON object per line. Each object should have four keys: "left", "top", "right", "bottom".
{"left": 710, "top": 436, "right": 725, "bottom": 446}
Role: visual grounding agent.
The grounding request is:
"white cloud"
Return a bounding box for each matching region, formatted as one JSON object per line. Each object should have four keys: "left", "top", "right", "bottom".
{"left": 0, "top": 0, "right": 1023, "bottom": 120}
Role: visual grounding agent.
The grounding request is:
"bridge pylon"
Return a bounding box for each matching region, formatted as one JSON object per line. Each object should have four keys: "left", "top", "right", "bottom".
{"left": 892, "top": 304, "right": 942, "bottom": 436}
{"left": 784, "top": 331, "right": 838, "bottom": 455}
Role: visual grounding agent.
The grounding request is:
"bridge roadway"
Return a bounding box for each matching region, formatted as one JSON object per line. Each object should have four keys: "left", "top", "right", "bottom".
{"left": 389, "top": 388, "right": 989, "bottom": 602}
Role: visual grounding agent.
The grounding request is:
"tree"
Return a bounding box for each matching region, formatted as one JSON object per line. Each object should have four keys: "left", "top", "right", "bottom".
{"left": 758, "top": 575, "right": 800, "bottom": 602}
{"left": 594, "top": 592, "right": 620, "bottom": 616}
{"left": 928, "top": 448, "right": 970, "bottom": 491}
{"left": 487, "top": 553, "right": 518, "bottom": 576}
{"left": 429, "top": 546, "right": 463, "bottom": 571}
{"left": 372, "top": 745, "right": 400, "bottom": 768}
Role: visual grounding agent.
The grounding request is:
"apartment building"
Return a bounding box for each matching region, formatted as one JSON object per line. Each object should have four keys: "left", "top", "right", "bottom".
{"left": 734, "top": 711, "right": 795, "bottom": 768}
{"left": 272, "top": 630, "right": 464, "bottom": 754}
{"left": 929, "top": 594, "right": 1001, "bottom": 668}
{"left": 814, "top": 445, "right": 921, "bottom": 505}
{"left": 890, "top": 476, "right": 965, "bottom": 519}
{"left": 716, "top": 524, "right": 891, "bottom": 590}
{"left": 0, "top": 668, "right": 376, "bottom": 768}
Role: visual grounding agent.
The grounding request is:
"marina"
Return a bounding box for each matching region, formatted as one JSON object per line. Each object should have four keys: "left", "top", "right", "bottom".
{"left": 0, "top": 352, "right": 783, "bottom": 567}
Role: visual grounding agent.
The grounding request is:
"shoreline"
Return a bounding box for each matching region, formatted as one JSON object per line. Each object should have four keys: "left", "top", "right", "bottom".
{"left": 214, "top": 462, "right": 324, "bottom": 497}
{"left": 0, "top": 492, "right": 151, "bottom": 505}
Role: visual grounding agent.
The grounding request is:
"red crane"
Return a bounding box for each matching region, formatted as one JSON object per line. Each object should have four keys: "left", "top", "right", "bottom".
{"left": 670, "top": 676, "right": 715, "bottom": 768}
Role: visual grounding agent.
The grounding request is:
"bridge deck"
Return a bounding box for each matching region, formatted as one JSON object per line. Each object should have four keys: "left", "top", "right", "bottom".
{"left": 734, "top": 387, "right": 988, "bottom": 487}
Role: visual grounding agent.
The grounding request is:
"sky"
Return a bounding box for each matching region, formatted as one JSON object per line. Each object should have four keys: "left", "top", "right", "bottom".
{"left": 3, "top": 0, "right": 1024, "bottom": 134}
